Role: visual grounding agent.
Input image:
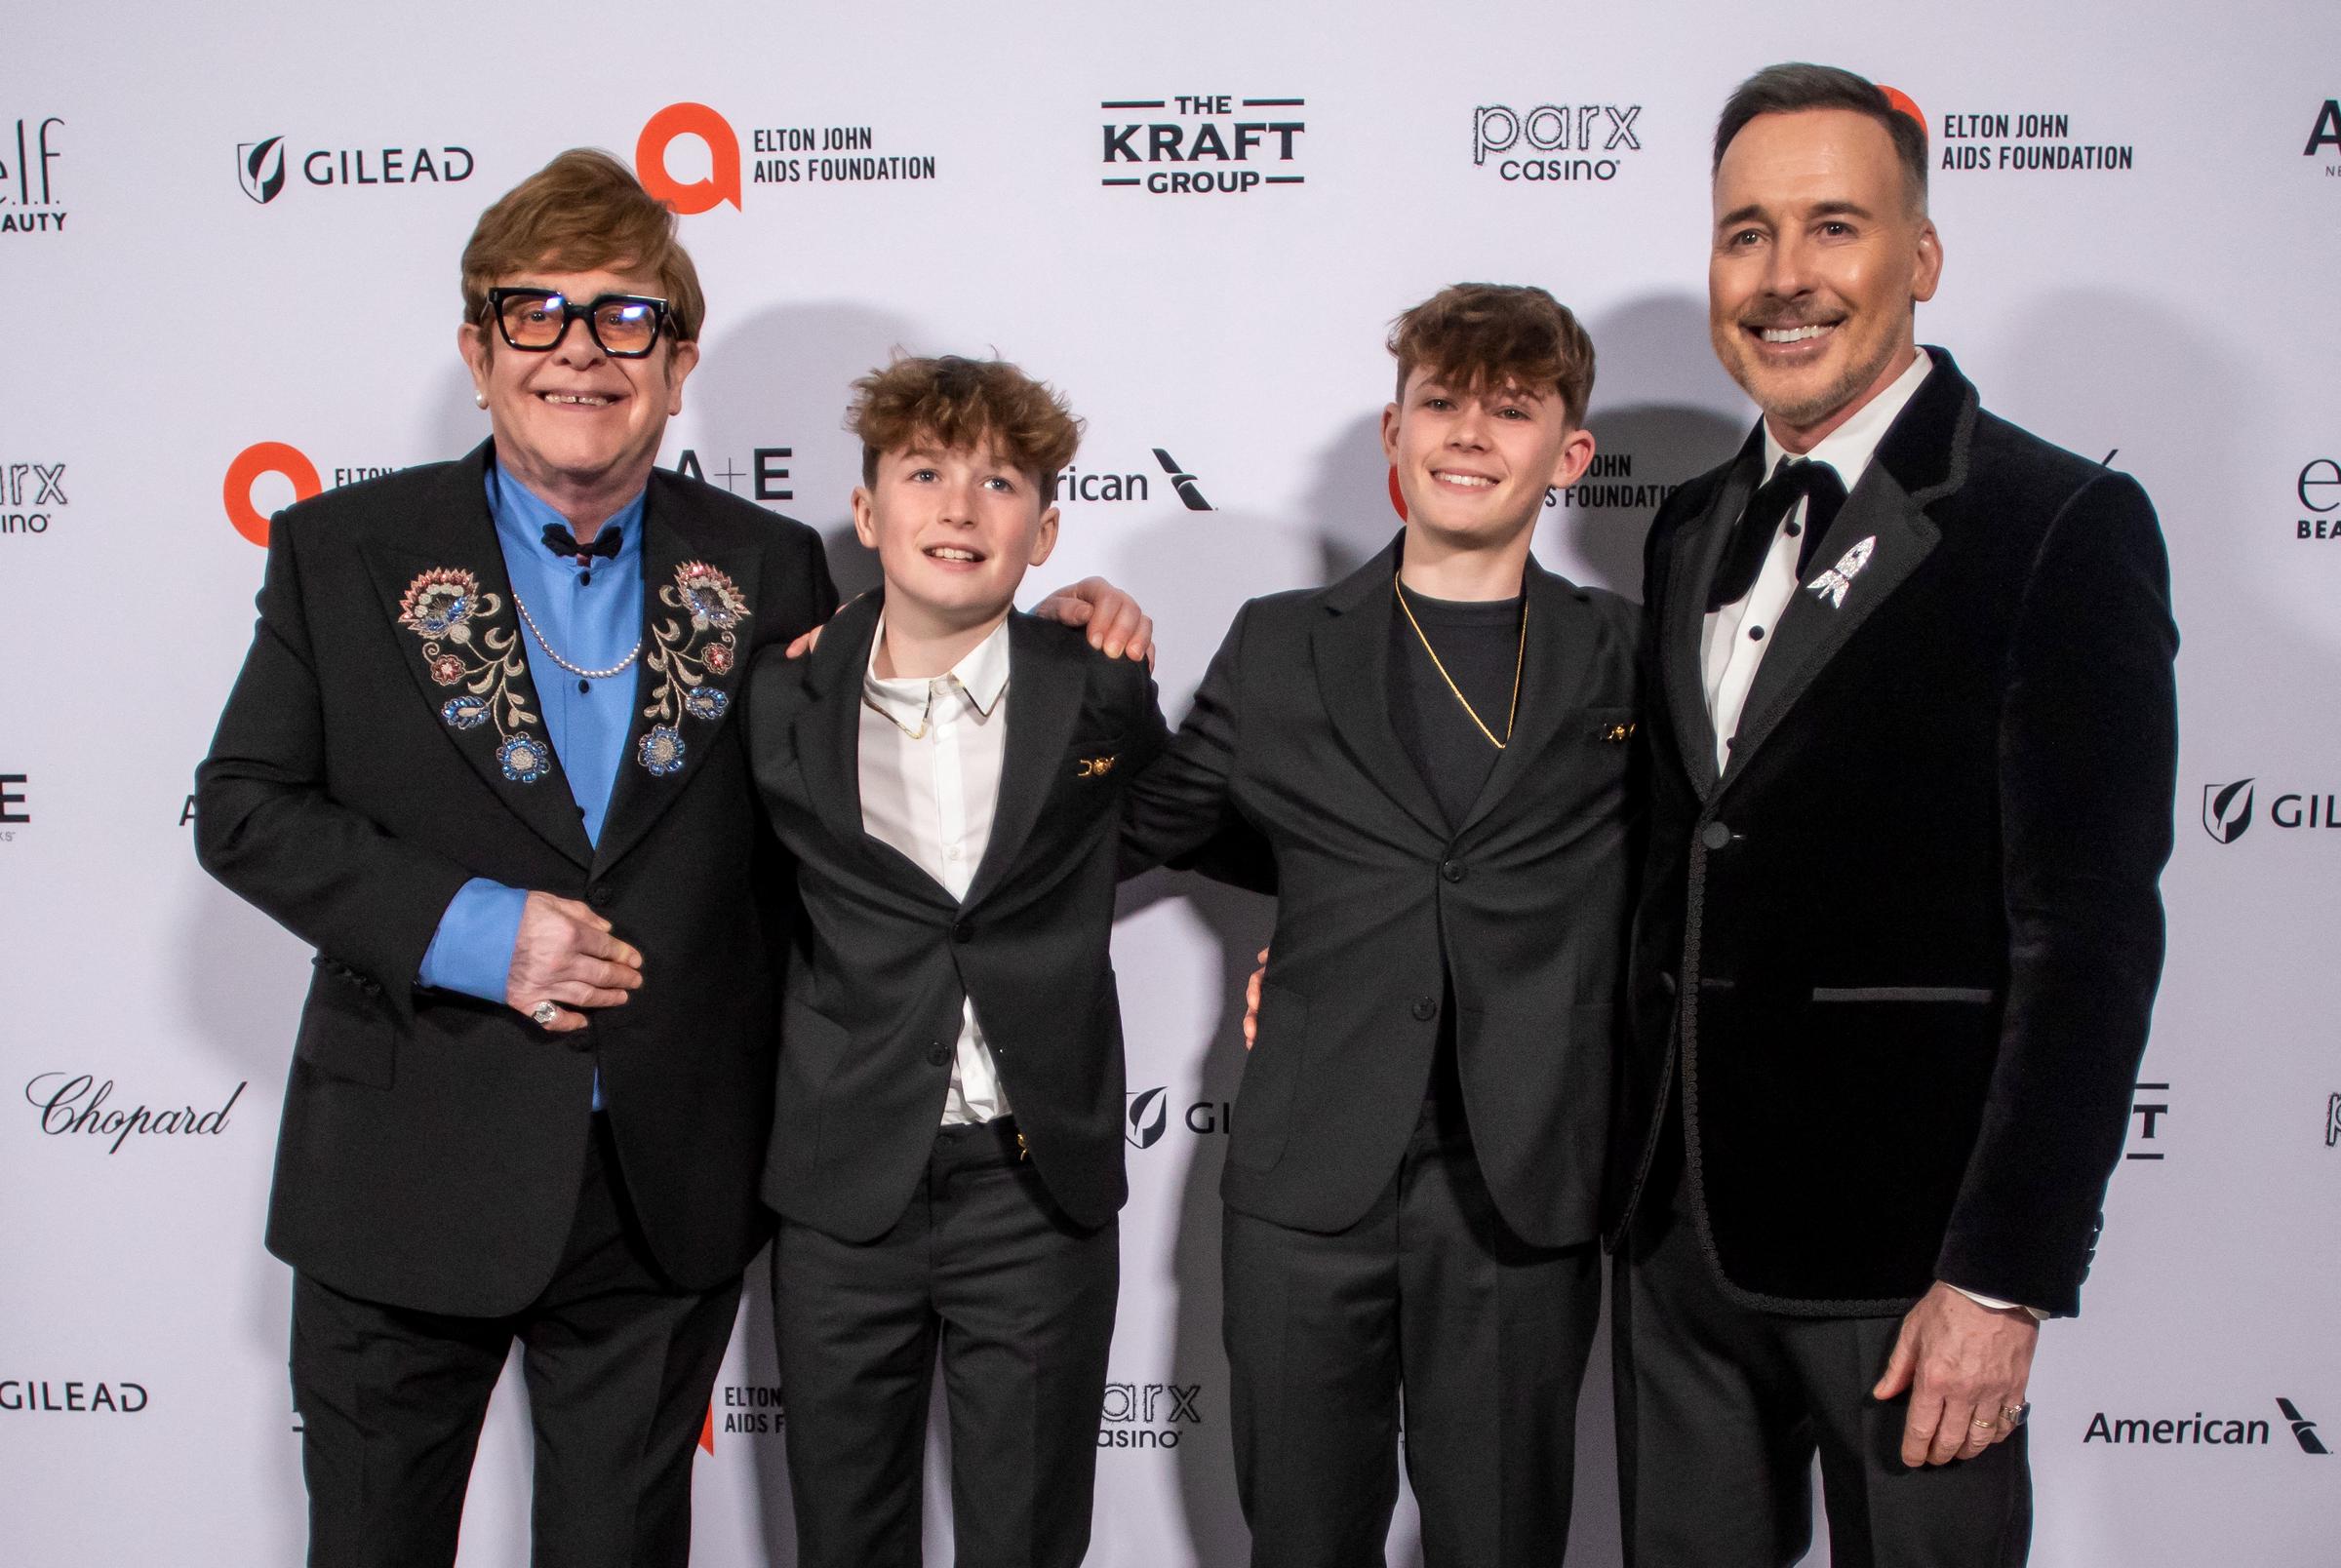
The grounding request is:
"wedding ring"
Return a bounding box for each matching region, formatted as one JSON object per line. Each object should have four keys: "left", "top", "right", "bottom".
{"left": 532, "top": 1000, "right": 560, "bottom": 1027}
{"left": 1971, "top": 1415, "right": 1998, "bottom": 1431}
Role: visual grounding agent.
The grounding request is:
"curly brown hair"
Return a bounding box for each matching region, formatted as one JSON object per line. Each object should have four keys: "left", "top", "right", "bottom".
{"left": 848, "top": 354, "right": 1084, "bottom": 505}
{"left": 459, "top": 149, "right": 706, "bottom": 343}
{"left": 1387, "top": 283, "right": 1596, "bottom": 427}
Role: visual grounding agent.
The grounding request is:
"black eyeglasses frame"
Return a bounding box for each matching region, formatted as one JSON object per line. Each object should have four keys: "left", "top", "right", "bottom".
{"left": 482, "top": 288, "right": 672, "bottom": 359}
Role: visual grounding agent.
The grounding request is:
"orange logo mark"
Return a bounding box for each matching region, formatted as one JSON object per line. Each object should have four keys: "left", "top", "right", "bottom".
{"left": 1879, "top": 86, "right": 1927, "bottom": 138}
{"left": 698, "top": 1403, "right": 715, "bottom": 1455}
{"left": 222, "top": 442, "right": 321, "bottom": 547}
{"left": 637, "top": 103, "right": 742, "bottom": 215}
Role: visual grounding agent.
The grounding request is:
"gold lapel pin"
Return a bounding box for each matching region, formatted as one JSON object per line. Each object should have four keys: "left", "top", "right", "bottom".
{"left": 1599, "top": 721, "right": 1637, "bottom": 744}
{"left": 1075, "top": 755, "right": 1118, "bottom": 778}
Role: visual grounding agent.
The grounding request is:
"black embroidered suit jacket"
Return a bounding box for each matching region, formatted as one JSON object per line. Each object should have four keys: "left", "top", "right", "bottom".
{"left": 1123, "top": 540, "right": 1644, "bottom": 1248}
{"left": 744, "top": 592, "right": 1169, "bottom": 1242}
{"left": 1611, "top": 350, "right": 2179, "bottom": 1317}
{"left": 195, "top": 441, "right": 836, "bottom": 1316}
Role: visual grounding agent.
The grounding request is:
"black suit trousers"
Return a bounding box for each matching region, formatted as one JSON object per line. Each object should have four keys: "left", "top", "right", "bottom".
{"left": 289, "top": 1114, "right": 742, "bottom": 1568}
{"left": 1222, "top": 1097, "right": 1603, "bottom": 1568}
{"left": 771, "top": 1117, "right": 1119, "bottom": 1568}
{"left": 1612, "top": 1125, "right": 2031, "bottom": 1568}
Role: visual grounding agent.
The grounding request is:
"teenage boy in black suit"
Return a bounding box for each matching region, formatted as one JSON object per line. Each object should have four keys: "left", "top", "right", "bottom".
{"left": 1124, "top": 285, "right": 1644, "bottom": 1566}
{"left": 745, "top": 355, "right": 1167, "bottom": 1568}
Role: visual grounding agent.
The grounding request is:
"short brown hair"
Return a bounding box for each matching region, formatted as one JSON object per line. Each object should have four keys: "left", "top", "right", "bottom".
{"left": 848, "top": 355, "right": 1084, "bottom": 506}
{"left": 1713, "top": 63, "right": 1928, "bottom": 213}
{"left": 1388, "top": 283, "right": 1597, "bottom": 428}
{"left": 459, "top": 148, "right": 707, "bottom": 342}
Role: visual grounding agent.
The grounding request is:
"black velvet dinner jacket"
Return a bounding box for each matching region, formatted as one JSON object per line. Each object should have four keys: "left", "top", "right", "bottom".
{"left": 195, "top": 442, "right": 837, "bottom": 1316}
{"left": 1125, "top": 541, "right": 1645, "bottom": 1249}
{"left": 744, "top": 592, "right": 1169, "bottom": 1243}
{"left": 1610, "top": 350, "right": 2179, "bottom": 1317}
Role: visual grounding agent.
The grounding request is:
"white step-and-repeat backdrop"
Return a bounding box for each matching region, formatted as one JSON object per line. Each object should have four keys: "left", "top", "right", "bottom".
{"left": 7, "top": 1, "right": 2338, "bottom": 1562}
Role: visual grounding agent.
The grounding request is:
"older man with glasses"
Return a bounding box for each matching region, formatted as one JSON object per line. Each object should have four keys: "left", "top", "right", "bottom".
{"left": 195, "top": 147, "right": 1150, "bottom": 1568}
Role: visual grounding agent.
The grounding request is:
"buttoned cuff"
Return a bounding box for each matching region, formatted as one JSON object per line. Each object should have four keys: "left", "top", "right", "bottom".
{"left": 417, "top": 879, "right": 527, "bottom": 1003}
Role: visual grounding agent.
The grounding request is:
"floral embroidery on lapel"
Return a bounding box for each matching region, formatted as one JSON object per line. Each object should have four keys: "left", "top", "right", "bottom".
{"left": 398, "top": 568, "right": 549, "bottom": 783}
{"left": 638, "top": 561, "right": 750, "bottom": 776}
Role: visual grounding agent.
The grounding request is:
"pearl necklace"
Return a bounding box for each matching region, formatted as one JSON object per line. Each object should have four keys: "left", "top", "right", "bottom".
{"left": 513, "top": 593, "right": 643, "bottom": 681}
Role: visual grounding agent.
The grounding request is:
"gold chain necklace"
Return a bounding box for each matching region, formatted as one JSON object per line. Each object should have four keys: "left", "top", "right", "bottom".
{"left": 1393, "top": 574, "right": 1526, "bottom": 750}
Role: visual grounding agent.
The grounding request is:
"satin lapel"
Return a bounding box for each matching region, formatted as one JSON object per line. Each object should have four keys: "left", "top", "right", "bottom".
{"left": 360, "top": 451, "right": 591, "bottom": 868}
{"left": 589, "top": 478, "right": 761, "bottom": 878}
{"left": 1664, "top": 431, "right": 1766, "bottom": 799}
{"left": 963, "top": 612, "right": 1087, "bottom": 910}
{"left": 1452, "top": 559, "right": 1594, "bottom": 838}
{"left": 1717, "top": 358, "right": 1975, "bottom": 794}
{"left": 1313, "top": 541, "right": 1449, "bottom": 843}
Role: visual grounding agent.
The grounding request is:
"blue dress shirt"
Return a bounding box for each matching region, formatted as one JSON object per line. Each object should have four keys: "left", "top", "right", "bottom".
{"left": 417, "top": 465, "right": 647, "bottom": 1060}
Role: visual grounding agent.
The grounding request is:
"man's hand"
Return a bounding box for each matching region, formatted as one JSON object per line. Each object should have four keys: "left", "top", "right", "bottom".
{"left": 1242, "top": 948, "right": 1267, "bottom": 1049}
{"left": 1034, "top": 576, "right": 1154, "bottom": 664}
{"left": 505, "top": 891, "right": 644, "bottom": 1034}
{"left": 785, "top": 623, "right": 824, "bottom": 659}
{"left": 1872, "top": 1281, "right": 2039, "bottom": 1467}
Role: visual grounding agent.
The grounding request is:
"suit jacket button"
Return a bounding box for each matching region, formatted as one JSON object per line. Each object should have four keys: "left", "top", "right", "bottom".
{"left": 928, "top": 1042, "right": 951, "bottom": 1066}
{"left": 1700, "top": 821, "right": 1732, "bottom": 851}
{"left": 1411, "top": 997, "right": 1438, "bottom": 1022}
{"left": 953, "top": 919, "right": 974, "bottom": 944}
{"left": 588, "top": 882, "right": 615, "bottom": 909}
{"left": 1440, "top": 859, "right": 1466, "bottom": 883}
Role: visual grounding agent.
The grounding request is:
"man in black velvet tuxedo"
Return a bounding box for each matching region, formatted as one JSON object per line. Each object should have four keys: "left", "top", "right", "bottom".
{"left": 1127, "top": 284, "right": 1642, "bottom": 1566}
{"left": 194, "top": 154, "right": 1151, "bottom": 1568}
{"left": 746, "top": 356, "right": 1167, "bottom": 1568}
{"left": 1608, "top": 65, "right": 2179, "bottom": 1566}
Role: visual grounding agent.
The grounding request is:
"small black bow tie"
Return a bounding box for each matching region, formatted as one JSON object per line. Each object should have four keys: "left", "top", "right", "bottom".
{"left": 541, "top": 523, "right": 622, "bottom": 564}
{"left": 1706, "top": 457, "right": 1848, "bottom": 611}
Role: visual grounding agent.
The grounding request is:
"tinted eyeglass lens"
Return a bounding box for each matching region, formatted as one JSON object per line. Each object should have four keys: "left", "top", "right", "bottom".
{"left": 592, "top": 298, "right": 660, "bottom": 354}
{"left": 496, "top": 292, "right": 570, "bottom": 349}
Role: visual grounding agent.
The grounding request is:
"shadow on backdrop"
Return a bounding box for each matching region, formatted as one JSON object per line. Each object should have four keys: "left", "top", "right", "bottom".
{"left": 1566, "top": 294, "right": 1751, "bottom": 603}
{"left": 685, "top": 299, "right": 930, "bottom": 603}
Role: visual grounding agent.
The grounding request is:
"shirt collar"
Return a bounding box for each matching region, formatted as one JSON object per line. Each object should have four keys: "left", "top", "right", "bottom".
{"left": 863, "top": 615, "right": 1012, "bottom": 727}
{"left": 1762, "top": 347, "right": 1933, "bottom": 492}
{"left": 484, "top": 461, "right": 646, "bottom": 574}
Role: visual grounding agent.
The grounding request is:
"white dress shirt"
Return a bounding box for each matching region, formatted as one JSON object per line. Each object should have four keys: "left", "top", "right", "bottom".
{"left": 857, "top": 617, "right": 1013, "bottom": 1126}
{"left": 1701, "top": 348, "right": 1934, "bottom": 776}
{"left": 1699, "top": 350, "right": 2044, "bottom": 1321}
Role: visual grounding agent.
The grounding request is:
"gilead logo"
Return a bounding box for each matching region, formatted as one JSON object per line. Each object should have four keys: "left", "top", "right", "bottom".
{"left": 2203, "top": 778, "right": 2254, "bottom": 844}
{"left": 1126, "top": 1086, "right": 1169, "bottom": 1149}
{"left": 222, "top": 442, "right": 321, "bottom": 546}
{"left": 637, "top": 103, "right": 742, "bottom": 214}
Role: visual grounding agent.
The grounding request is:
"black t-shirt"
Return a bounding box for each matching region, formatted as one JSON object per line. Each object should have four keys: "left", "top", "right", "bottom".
{"left": 1387, "top": 584, "right": 1524, "bottom": 830}
{"left": 1387, "top": 583, "right": 1525, "bottom": 1111}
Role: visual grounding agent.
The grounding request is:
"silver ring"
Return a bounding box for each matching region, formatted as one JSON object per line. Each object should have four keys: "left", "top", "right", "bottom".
{"left": 532, "top": 1000, "right": 560, "bottom": 1027}
{"left": 2002, "top": 1402, "right": 2030, "bottom": 1428}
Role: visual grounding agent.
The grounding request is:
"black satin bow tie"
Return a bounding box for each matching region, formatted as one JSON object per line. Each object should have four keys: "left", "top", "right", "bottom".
{"left": 1706, "top": 456, "right": 1848, "bottom": 611}
{"left": 541, "top": 523, "right": 622, "bottom": 564}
